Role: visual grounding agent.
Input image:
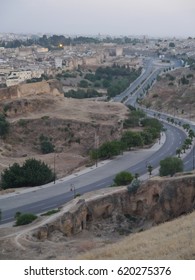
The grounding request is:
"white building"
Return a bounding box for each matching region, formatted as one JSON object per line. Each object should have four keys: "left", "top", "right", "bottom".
{"left": 55, "top": 57, "right": 63, "bottom": 69}
{"left": 6, "top": 68, "right": 45, "bottom": 87}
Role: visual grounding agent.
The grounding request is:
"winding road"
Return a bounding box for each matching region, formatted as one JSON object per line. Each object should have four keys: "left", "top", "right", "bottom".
{"left": 0, "top": 57, "right": 194, "bottom": 225}
{"left": 0, "top": 121, "right": 188, "bottom": 225}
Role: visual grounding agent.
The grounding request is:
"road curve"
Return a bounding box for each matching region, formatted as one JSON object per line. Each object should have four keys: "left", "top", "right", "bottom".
{"left": 0, "top": 122, "right": 187, "bottom": 225}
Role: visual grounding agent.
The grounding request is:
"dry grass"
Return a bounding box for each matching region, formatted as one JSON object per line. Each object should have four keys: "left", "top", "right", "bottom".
{"left": 76, "top": 211, "right": 195, "bottom": 260}
{"left": 0, "top": 93, "right": 129, "bottom": 178}
{"left": 142, "top": 68, "right": 195, "bottom": 121}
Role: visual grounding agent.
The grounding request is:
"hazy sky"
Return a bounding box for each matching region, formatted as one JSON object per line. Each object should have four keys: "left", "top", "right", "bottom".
{"left": 1, "top": 0, "right": 195, "bottom": 37}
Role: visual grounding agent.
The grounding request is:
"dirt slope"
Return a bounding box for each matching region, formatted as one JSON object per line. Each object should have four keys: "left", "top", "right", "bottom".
{"left": 0, "top": 82, "right": 128, "bottom": 178}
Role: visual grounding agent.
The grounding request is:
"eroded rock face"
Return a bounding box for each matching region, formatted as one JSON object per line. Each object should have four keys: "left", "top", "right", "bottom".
{"left": 0, "top": 80, "right": 62, "bottom": 102}
{"left": 33, "top": 174, "right": 195, "bottom": 240}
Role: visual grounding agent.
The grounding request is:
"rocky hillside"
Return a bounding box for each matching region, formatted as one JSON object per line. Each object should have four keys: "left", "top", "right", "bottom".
{"left": 0, "top": 81, "right": 129, "bottom": 178}
{"left": 141, "top": 68, "right": 195, "bottom": 121}
{"left": 0, "top": 172, "right": 194, "bottom": 260}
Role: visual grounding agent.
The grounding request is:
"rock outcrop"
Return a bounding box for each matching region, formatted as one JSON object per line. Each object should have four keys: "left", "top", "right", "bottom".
{"left": 32, "top": 173, "right": 195, "bottom": 240}
{"left": 0, "top": 80, "right": 62, "bottom": 102}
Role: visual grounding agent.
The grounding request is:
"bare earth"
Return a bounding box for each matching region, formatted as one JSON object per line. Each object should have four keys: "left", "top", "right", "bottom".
{"left": 0, "top": 91, "right": 129, "bottom": 179}
{"left": 0, "top": 187, "right": 195, "bottom": 260}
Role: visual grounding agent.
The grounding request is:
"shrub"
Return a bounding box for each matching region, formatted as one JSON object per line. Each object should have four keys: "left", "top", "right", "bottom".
{"left": 1, "top": 158, "right": 54, "bottom": 189}
{"left": 78, "top": 80, "right": 89, "bottom": 88}
{"left": 159, "top": 157, "right": 183, "bottom": 177}
{"left": 91, "top": 140, "right": 124, "bottom": 160}
{"left": 40, "top": 140, "right": 55, "bottom": 154}
{"left": 15, "top": 213, "right": 37, "bottom": 226}
{"left": 121, "top": 131, "right": 143, "bottom": 149}
{"left": 114, "top": 171, "right": 134, "bottom": 186}
{"left": 18, "top": 119, "right": 28, "bottom": 127}
{"left": 39, "top": 134, "right": 55, "bottom": 154}
{"left": 0, "top": 113, "right": 10, "bottom": 137}
{"left": 41, "top": 209, "right": 60, "bottom": 216}
{"left": 127, "top": 178, "right": 141, "bottom": 194}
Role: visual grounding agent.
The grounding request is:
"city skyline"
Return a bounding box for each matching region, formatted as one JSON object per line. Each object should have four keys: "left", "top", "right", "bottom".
{"left": 0, "top": 0, "right": 195, "bottom": 38}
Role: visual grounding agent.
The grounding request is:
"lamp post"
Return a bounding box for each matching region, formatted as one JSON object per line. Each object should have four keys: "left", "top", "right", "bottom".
{"left": 70, "top": 183, "right": 76, "bottom": 199}
{"left": 53, "top": 153, "right": 56, "bottom": 184}
{"left": 95, "top": 129, "right": 99, "bottom": 167}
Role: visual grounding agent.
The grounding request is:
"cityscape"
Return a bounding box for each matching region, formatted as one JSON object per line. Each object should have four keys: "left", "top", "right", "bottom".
{"left": 0, "top": 0, "right": 195, "bottom": 264}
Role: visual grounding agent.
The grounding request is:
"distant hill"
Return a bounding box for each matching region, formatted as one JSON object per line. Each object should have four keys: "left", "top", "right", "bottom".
{"left": 141, "top": 68, "right": 195, "bottom": 121}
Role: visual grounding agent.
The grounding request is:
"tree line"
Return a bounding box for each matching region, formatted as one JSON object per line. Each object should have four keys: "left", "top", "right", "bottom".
{"left": 90, "top": 111, "right": 163, "bottom": 161}
{"left": 83, "top": 64, "right": 142, "bottom": 98}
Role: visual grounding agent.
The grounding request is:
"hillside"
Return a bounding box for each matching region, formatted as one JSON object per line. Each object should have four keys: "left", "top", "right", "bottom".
{"left": 0, "top": 173, "right": 195, "bottom": 260}
{"left": 141, "top": 67, "right": 195, "bottom": 121}
{"left": 0, "top": 81, "right": 129, "bottom": 178}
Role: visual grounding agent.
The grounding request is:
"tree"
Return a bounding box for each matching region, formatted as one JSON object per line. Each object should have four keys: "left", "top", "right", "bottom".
{"left": 78, "top": 80, "right": 89, "bottom": 88}
{"left": 184, "top": 138, "right": 192, "bottom": 149}
{"left": 90, "top": 140, "right": 124, "bottom": 160}
{"left": 40, "top": 140, "right": 55, "bottom": 154}
{"left": 147, "top": 164, "right": 153, "bottom": 176}
{"left": 169, "top": 42, "right": 175, "bottom": 48}
{"left": 182, "top": 143, "right": 187, "bottom": 153}
{"left": 176, "top": 148, "right": 182, "bottom": 158}
{"left": 159, "top": 157, "right": 183, "bottom": 177}
{"left": 182, "top": 123, "right": 190, "bottom": 131}
{"left": 114, "top": 171, "right": 134, "bottom": 186}
{"left": 1, "top": 158, "right": 54, "bottom": 189}
{"left": 39, "top": 134, "right": 55, "bottom": 154}
{"left": 98, "top": 140, "right": 123, "bottom": 159}
{"left": 0, "top": 113, "right": 10, "bottom": 138}
{"left": 22, "top": 158, "right": 54, "bottom": 186}
{"left": 188, "top": 129, "right": 195, "bottom": 140}
{"left": 121, "top": 131, "right": 143, "bottom": 149}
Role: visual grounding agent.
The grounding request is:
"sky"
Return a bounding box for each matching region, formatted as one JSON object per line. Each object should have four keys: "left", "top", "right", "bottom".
{"left": 0, "top": 0, "right": 195, "bottom": 38}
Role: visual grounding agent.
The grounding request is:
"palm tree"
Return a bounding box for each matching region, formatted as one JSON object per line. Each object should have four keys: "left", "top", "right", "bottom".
{"left": 188, "top": 129, "right": 195, "bottom": 140}
{"left": 182, "top": 143, "right": 187, "bottom": 153}
{"left": 184, "top": 138, "right": 192, "bottom": 149}
{"left": 147, "top": 164, "right": 153, "bottom": 176}
{"left": 176, "top": 148, "right": 182, "bottom": 158}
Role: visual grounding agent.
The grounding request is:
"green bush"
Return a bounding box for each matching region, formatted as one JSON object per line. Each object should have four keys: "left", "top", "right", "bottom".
{"left": 0, "top": 113, "right": 10, "bottom": 137}
{"left": 91, "top": 140, "right": 124, "bottom": 160}
{"left": 40, "top": 140, "right": 55, "bottom": 154}
{"left": 41, "top": 209, "right": 60, "bottom": 216}
{"left": 78, "top": 80, "right": 89, "bottom": 88}
{"left": 159, "top": 157, "right": 183, "bottom": 177}
{"left": 127, "top": 178, "right": 141, "bottom": 194}
{"left": 1, "top": 158, "right": 54, "bottom": 189}
{"left": 15, "top": 213, "right": 37, "bottom": 226}
{"left": 121, "top": 131, "right": 143, "bottom": 149}
{"left": 18, "top": 119, "right": 28, "bottom": 127}
{"left": 114, "top": 171, "right": 134, "bottom": 186}
{"left": 39, "top": 134, "right": 55, "bottom": 154}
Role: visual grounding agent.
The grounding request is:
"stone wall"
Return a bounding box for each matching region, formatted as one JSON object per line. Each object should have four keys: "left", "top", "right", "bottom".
{"left": 33, "top": 174, "right": 195, "bottom": 240}
{"left": 0, "top": 80, "right": 62, "bottom": 101}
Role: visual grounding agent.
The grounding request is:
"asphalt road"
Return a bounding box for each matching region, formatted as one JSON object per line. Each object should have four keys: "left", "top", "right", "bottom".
{"left": 0, "top": 57, "right": 192, "bottom": 225}
{"left": 0, "top": 122, "right": 187, "bottom": 225}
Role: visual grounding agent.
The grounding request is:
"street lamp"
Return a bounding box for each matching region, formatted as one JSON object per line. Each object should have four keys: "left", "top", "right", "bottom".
{"left": 95, "top": 129, "right": 99, "bottom": 167}
{"left": 53, "top": 153, "right": 56, "bottom": 184}
{"left": 70, "top": 183, "right": 76, "bottom": 198}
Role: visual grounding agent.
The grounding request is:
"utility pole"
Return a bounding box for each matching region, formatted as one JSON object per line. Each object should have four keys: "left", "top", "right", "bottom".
{"left": 53, "top": 153, "right": 56, "bottom": 184}
{"left": 95, "top": 130, "right": 99, "bottom": 167}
